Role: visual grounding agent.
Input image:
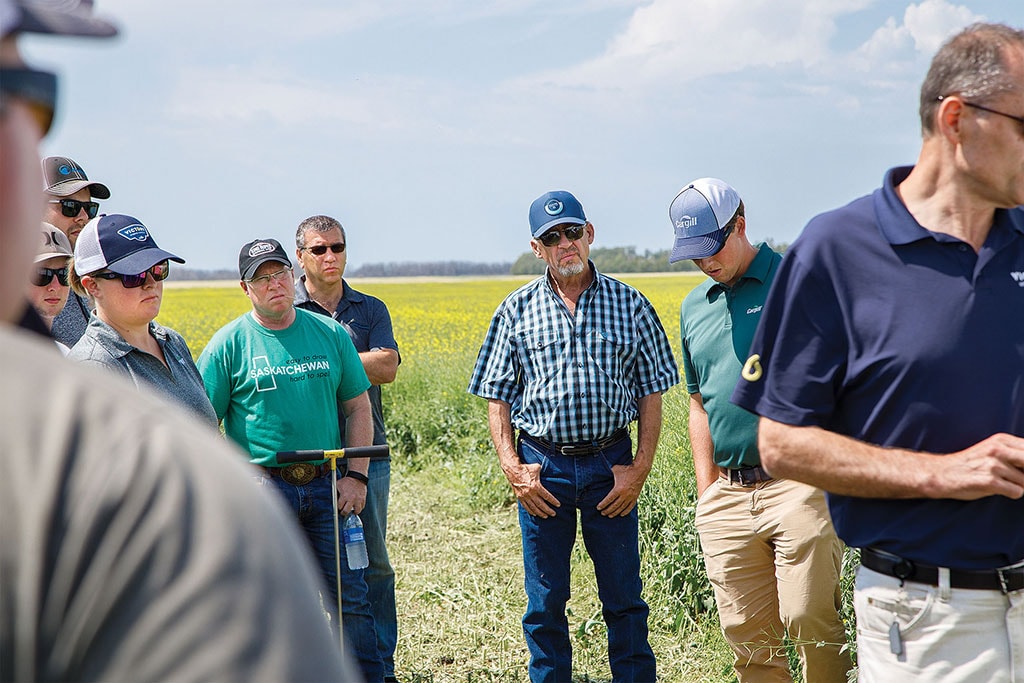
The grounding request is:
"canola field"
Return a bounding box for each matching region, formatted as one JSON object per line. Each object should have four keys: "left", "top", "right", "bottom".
{"left": 158, "top": 273, "right": 706, "bottom": 365}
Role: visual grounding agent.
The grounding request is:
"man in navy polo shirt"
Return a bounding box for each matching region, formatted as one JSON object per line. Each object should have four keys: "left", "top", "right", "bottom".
{"left": 733, "top": 23, "right": 1024, "bottom": 681}
{"left": 673, "top": 178, "right": 850, "bottom": 682}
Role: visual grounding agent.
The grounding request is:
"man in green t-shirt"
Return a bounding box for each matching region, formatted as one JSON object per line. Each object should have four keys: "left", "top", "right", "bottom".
{"left": 670, "top": 178, "right": 850, "bottom": 682}
{"left": 198, "top": 238, "right": 384, "bottom": 682}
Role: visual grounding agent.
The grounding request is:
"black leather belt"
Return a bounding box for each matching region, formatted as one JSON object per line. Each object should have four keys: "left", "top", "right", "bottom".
{"left": 719, "top": 464, "right": 772, "bottom": 487}
{"left": 861, "top": 547, "right": 1024, "bottom": 594}
{"left": 522, "top": 428, "right": 629, "bottom": 456}
{"left": 261, "top": 462, "right": 330, "bottom": 486}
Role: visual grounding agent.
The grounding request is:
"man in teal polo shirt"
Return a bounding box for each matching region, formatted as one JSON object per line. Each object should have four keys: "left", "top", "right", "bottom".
{"left": 670, "top": 178, "right": 850, "bottom": 682}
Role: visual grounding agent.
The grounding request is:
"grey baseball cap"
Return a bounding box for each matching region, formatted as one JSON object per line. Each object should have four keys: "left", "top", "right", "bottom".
{"left": 0, "top": 0, "right": 118, "bottom": 38}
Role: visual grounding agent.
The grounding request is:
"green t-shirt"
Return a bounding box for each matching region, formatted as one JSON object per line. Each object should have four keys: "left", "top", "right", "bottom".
{"left": 198, "top": 308, "right": 371, "bottom": 466}
{"left": 679, "top": 243, "right": 781, "bottom": 469}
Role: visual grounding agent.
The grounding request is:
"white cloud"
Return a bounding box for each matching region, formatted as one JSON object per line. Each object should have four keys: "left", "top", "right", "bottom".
{"left": 903, "top": 0, "right": 983, "bottom": 53}
{"left": 856, "top": 0, "right": 984, "bottom": 63}
{"left": 511, "top": 0, "right": 873, "bottom": 90}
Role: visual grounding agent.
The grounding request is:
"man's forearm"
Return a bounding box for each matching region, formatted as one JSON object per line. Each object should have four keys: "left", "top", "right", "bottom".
{"left": 633, "top": 391, "right": 663, "bottom": 474}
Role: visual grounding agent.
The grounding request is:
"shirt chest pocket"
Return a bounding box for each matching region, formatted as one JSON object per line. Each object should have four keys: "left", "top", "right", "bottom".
{"left": 587, "top": 329, "right": 636, "bottom": 379}
{"left": 514, "top": 329, "right": 564, "bottom": 382}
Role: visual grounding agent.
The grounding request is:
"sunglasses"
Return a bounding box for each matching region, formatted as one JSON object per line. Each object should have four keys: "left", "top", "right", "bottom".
{"left": 49, "top": 198, "right": 100, "bottom": 219}
{"left": 537, "top": 224, "right": 586, "bottom": 247}
{"left": 91, "top": 261, "right": 170, "bottom": 288}
{"left": 302, "top": 243, "right": 346, "bottom": 256}
{"left": 32, "top": 266, "right": 70, "bottom": 287}
{"left": 0, "top": 67, "right": 57, "bottom": 136}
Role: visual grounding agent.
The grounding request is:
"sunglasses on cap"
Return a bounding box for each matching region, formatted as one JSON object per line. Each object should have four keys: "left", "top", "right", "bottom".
{"left": 302, "top": 243, "right": 346, "bottom": 256}
{"left": 49, "top": 198, "right": 100, "bottom": 219}
{"left": 32, "top": 266, "right": 69, "bottom": 287}
{"left": 537, "top": 224, "right": 586, "bottom": 247}
{"left": 91, "top": 261, "right": 170, "bottom": 288}
{"left": 0, "top": 67, "right": 57, "bottom": 137}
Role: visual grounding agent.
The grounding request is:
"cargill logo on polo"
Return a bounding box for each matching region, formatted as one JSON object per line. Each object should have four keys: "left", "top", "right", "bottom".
{"left": 117, "top": 224, "right": 150, "bottom": 241}
{"left": 675, "top": 215, "right": 698, "bottom": 229}
{"left": 249, "top": 242, "right": 275, "bottom": 257}
{"left": 1012, "top": 272, "right": 1024, "bottom": 286}
{"left": 544, "top": 199, "right": 564, "bottom": 216}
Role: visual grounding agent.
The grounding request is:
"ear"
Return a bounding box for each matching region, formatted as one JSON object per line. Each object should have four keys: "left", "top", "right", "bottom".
{"left": 82, "top": 275, "right": 101, "bottom": 299}
{"left": 295, "top": 248, "right": 303, "bottom": 262}
{"left": 239, "top": 280, "right": 249, "bottom": 295}
{"left": 733, "top": 215, "right": 747, "bottom": 237}
{"left": 584, "top": 222, "right": 594, "bottom": 244}
{"left": 936, "top": 96, "right": 966, "bottom": 143}
{"left": 530, "top": 239, "right": 544, "bottom": 259}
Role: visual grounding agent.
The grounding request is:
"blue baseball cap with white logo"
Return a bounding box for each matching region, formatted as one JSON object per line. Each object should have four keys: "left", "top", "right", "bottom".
{"left": 529, "top": 190, "right": 587, "bottom": 238}
{"left": 73, "top": 214, "right": 184, "bottom": 275}
{"left": 668, "top": 178, "right": 741, "bottom": 262}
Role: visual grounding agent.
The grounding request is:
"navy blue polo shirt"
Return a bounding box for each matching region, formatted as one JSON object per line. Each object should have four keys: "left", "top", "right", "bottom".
{"left": 732, "top": 166, "right": 1024, "bottom": 570}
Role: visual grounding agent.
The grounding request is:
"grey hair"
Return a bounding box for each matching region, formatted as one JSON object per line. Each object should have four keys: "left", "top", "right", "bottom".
{"left": 919, "top": 22, "right": 1024, "bottom": 135}
{"left": 295, "top": 215, "right": 347, "bottom": 249}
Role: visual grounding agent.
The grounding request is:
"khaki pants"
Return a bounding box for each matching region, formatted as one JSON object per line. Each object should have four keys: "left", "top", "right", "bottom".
{"left": 695, "top": 477, "right": 852, "bottom": 682}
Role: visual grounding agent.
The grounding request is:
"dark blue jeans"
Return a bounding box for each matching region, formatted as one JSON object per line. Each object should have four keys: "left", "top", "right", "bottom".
{"left": 363, "top": 457, "right": 397, "bottom": 678}
{"left": 265, "top": 472, "right": 384, "bottom": 683}
{"left": 518, "top": 436, "right": 656, "bottom": 683}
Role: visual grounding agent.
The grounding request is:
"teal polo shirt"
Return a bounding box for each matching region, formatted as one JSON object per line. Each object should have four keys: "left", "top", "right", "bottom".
{"left": 679, "top": 243, "right": 781, "bottom": 468}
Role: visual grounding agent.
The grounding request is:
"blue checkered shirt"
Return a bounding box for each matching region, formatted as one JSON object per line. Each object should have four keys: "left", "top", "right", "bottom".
{"left": 468, "top": 264, "right": 679, "bottom": 443}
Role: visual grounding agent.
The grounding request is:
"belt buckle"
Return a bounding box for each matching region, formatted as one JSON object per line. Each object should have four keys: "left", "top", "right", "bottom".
{"left": 280, "top": 462, "right": 317, "bottom": 486}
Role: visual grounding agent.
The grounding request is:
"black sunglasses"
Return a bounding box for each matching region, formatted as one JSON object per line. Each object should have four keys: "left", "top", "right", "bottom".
{"left": 49, "top": 198, "right": 100, "bottom": 219}
{"left": 32, "top": 266, "right": 69, "bottom": 287}
{"left": 92, "top": 261, "right": 170, "bottom": 288}
{"left": 303, "top": 243, "right": 346, "bottom": 256}
{"left": 538, "top": 224, "right": 586, "bottom": 247}
{"left": 0, "top": 67, "right": 57, "bottom": 136}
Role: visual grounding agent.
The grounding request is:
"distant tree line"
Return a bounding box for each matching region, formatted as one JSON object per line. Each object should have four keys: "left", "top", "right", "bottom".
{"left": 511, "top": 247, "right": 699, "bottom": 275}
{"left": 171, "top": 240, "right": 789, "bottom": 281}
{"left": 348, "top": 261, "right": 512, "bottom": 277}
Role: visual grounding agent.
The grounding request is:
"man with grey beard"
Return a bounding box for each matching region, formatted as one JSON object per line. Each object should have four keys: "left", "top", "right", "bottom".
{"left": 468, "top": 190, "right": 679, "bottom": 683}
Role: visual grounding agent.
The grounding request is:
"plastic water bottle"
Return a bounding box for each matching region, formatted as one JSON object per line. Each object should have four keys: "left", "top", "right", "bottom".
{"left": 342, "top": 513, "right": 369, "bottom": 570}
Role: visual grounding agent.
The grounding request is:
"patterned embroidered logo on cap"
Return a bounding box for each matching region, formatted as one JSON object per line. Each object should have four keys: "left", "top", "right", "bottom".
{"left": 57, "top": 164, "right": 84, "bottom": 177}
{"left": 248, "top": 242, "right": 276, "bottom": 257}
{"left": 117, "top": 224, "right": 150, "bottom": 241}
{"left": 675, "top": 215, "right": 698, "bottom": 229}
{"left": 544, "top": 199, "right": 564, "bottom": 216}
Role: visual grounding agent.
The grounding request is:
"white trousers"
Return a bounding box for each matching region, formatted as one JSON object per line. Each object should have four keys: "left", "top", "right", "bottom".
{"left": 855, "top": 565, "right": 1024, "bottom": 682}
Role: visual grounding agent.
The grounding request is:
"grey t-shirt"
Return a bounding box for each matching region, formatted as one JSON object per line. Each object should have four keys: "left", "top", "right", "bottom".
{"left": 50, "top": 291, "right": 91, "bottom": 348}
{"left": 0, "top": 326, "right": 362, "bottom": 682}
{"left": 68, "top": 317, "right": 218, "bottom": 427}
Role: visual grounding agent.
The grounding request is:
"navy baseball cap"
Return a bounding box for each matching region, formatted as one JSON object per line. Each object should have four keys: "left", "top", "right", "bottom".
{"left": 73, "top": 214, "right": 184, "bottom": 275}
{"left": 239, "top": 238, "right": 292, "bottom": 280}
{"left": 529, "top": 190, "right": 587, "bottom": 238}
{"left": 668, "top": 178, "right": 742, "bottom": 262}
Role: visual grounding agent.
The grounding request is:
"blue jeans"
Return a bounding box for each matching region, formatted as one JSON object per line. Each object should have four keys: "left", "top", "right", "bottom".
{"left": 265, "top": 472, "right": 384, "bottom": 683}
{"left": 518, "top": 436, "right": 656, "bottom": 683}
{"left": 363, "top": 457, "right": 397, "bottom": 678}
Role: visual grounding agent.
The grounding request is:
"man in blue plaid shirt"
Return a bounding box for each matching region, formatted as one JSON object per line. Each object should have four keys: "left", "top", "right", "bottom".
{"left": 468, "top": 190, "right": 679, "bottom": 683}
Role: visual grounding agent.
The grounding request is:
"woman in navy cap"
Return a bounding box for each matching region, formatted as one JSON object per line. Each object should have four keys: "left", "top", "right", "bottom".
{"left": 68, "top": 214, "right": 217, "bottom": 427}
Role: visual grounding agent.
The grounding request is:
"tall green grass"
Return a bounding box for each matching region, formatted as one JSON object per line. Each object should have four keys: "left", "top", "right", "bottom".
{"left": 160, "top": 275, "right": 856, "bottom": 681}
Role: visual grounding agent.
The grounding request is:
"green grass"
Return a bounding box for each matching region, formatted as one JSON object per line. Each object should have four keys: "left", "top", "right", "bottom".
{"left": 158, "top": 276, "right": 857, "bottom": 682}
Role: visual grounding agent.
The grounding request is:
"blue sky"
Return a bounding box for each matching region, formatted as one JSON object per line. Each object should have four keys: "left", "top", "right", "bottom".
{"left": 23, "top": 0, "right": 1024, "bottom": 271}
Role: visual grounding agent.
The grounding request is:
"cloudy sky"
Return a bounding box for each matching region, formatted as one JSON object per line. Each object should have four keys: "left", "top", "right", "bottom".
{"left": 23, "top": 0, "right": 1024, "bottom": 271}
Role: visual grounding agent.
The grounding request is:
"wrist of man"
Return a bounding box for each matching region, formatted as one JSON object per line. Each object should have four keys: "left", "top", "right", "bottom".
{"left": 344, "top": 470, "right": 369, "bottom": 485}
